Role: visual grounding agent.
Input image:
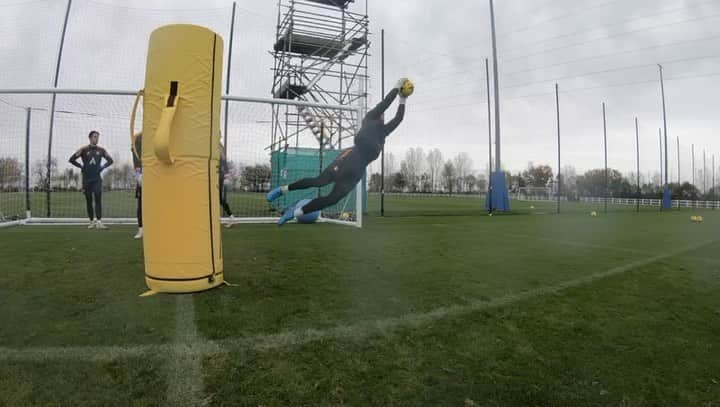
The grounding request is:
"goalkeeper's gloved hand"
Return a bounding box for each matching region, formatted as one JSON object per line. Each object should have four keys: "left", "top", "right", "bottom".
{"left": 396, "top": 77, "right": 409, "bottom": 90}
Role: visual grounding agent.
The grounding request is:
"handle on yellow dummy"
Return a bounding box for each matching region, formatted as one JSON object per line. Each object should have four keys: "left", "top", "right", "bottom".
{"left": 154, "top": 81, "right": 179, "bottom": 165}
{"left": 130, "top": 89, "right": 143, "bottom": 162}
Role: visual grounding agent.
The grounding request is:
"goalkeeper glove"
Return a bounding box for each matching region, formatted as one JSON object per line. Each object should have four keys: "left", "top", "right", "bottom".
{"left": 396, "top": 77, "right": 409, "bottom": 90}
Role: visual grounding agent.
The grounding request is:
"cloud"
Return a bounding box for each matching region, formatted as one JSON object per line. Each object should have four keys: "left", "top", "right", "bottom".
{"left": 1, "top": 0, "right": 719, "bottom": 182}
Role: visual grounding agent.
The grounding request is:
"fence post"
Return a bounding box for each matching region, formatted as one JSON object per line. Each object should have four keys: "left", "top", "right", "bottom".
{"left": 46, "top": 0, "right": 73, "bottom": 217}
{"left": 25, "top": 108, "right": 31, "bottom": 218}
{"left": 555, "top": 83, "right": 560, "bottom": 214}
{"left": 602, "top": 102, "right": 608, "bottom": 213}
{"left": 380, "top": 28, "right": 385, "bottom": 216}
{"left": 223, "top": 1, "right": 236, "bottom": 149}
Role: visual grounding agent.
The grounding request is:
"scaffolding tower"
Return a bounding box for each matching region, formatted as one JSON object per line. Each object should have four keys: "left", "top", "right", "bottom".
{"left": 270, "top": 0, "right": 369, "bottom": 153}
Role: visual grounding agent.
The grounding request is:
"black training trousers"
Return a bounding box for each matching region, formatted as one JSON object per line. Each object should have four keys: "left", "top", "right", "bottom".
{"left": 83, "top": 179, "right": 103, "bottom": 220}
{"left": 288, "top": 148, "right": 364, "bottom": 214}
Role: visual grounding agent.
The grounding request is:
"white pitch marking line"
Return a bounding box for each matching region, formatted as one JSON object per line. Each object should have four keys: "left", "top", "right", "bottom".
{"left": 164, "top": 295, "right": 216, "bottom": 407}
{"left": 0, "top": 240, "right": 714, "bottom": 364}
{"left": 220, "top": 240, "right": 715, "bottom": 352}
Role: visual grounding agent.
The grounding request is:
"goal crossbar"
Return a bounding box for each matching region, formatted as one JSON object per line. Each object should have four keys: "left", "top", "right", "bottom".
{"left": 0, "top": 88, "right": 359, "bottom": 112}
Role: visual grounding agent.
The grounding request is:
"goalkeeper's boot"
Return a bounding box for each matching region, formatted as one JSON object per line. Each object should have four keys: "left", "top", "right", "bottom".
{"left": 96, "top": 220, "right": 109, "bottom": 230}
{"left": 267, "top": 187, "right": 284, "bottom": 203}
{"left": 277, "top": 202, "right": 298, "bottom": 226}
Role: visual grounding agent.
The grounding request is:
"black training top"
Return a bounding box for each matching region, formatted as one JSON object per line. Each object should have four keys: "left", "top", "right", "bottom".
{"left": 353, "top": 88, "right": 405, "bottom": 162}
{"left": 69, "top": 145, "right": 114, "bottom": 182}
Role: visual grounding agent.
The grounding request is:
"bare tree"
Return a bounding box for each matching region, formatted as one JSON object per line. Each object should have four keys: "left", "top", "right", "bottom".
{"left": 32, "top": 158, "right": 57, "bottom": 191}
{"left": 464, "top": 174, "right": 477, "bottom": 193}
{"left": 384, "top": 151, "right": 397, "bottom": 188}
{"left": 399, "top": 161, "right": 410, "bottom": 192}
{"left": 104, "top": 163, "right": 134, "bottom": 190}
{"left": 441, "top": 160, "right": 456, "bottom": 194}
{"left": 560, "top": 165, "right": 578, "bottom": 199}
{"left": 404, "top": 147, "right": 425, "bottom": 192}
{"left": 0, "top": 157, "right": 22, "bottom": 190}
{"left": 476, "top": 174, "right": 487, "bottom": 191}
{"left": 427, "top": 148, "right": 443, "bottom": 192}
{"left": 420, "top": 173, "right": 432, "bottom": 192}
{"left": 59, "top": 168, "right": 80, "bottom": 190}
{"left": 453, "top": 152, "right": 473, "bottom": 193}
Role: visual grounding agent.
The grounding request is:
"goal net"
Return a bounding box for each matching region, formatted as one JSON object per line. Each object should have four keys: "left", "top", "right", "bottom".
{"left": 0, "top": 89, "right": 363, "bottom": 227}
{"left": 223, "top": 96, "right": 364, "bottom": 227}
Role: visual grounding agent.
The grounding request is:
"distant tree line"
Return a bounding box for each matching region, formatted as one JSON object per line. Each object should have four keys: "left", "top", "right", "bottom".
{"left": 0, "top": 156, "right": 274, "bottom": 193}
{"left": 364, "top": 148, "right": 720, "bottom": 201}
{"left": 1, "top": 153, "right": 718, "bottom": 201}
{"left": 368, "top": 148, "right": 487, "bottom": 195}
{"left": 508, "top": 163, "right": 716, "bottom": 201}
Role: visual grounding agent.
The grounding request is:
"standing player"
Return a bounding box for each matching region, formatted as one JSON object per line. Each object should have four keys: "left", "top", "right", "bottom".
{"left": 267, "top": 78, "right": 413, "bottom": 225}
{"left": 131, "top": 132, "right": 143, "bottom": 239}
{"left": 69, "top": 130, "right": 114, "bottom": 229}
{"left": 219, "top": 143, "right": 235, "bottom": 228}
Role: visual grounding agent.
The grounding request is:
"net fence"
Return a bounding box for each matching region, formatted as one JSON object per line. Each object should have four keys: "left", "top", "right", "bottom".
{"left": 0, "top": 89, "right": 362, "bottom": 225}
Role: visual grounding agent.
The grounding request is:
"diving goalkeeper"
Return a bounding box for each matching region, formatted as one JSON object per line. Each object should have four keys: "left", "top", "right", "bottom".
{"left": 267, "top": 78, "right": 412, "bottom": 225}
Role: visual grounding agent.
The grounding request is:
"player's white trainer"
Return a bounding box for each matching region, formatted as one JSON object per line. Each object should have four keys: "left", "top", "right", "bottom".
{"left": 224, "top": 215, "right": 235, "bottom": 228}
{"left": 96, "top": 220, "right": 108, "bottom": 230}
{"left": 134, "top": 227, "right": 143, "bottom": 239}
{"left": 87, "top": 220, "right": 96, "bottom": 229}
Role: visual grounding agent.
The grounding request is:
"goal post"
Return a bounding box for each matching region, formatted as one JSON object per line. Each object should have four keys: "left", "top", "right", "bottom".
{"left": 0, "top": 88, "right": 364, "bottom": 228}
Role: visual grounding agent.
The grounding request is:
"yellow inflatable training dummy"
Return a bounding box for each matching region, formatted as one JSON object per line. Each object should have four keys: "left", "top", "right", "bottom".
{"left": 131, "top": 24, "right": 224, "bottom": 293}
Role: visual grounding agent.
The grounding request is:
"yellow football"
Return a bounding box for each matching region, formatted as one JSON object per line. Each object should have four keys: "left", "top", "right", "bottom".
{"left": 400, "top": 79, "right": 414, "bottom": 97}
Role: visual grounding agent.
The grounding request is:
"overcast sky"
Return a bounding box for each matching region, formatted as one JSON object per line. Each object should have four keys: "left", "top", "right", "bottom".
{"left": 1, "top": 0, "right": 719, "bottom": 185}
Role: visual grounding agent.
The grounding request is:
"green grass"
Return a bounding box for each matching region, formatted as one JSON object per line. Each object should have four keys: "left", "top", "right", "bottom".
{"left": 0, "top": 358, "right": 166, "bottom": 407}
{"left": 3, "top": 190, "right": 711, "bottom": 220}
{"left": 1, "top": 202, "right": 719, "bottom": 405}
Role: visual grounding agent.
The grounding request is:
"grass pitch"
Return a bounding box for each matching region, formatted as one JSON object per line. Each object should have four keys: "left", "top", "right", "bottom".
{"left": 1, "top": 203, "right": 719, "bottom": 406}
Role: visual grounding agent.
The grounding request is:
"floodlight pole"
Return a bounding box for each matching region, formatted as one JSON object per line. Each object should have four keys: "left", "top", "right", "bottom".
{"left": 380, "top": 28, "right": 385, "bottom": 216}
{"left": 658, "top": 129, "right": 663, "bottom": 209}
{"left": 489, "top": 0, "right": 501, "bottom": 172}
{"left": 692, "top": 144, "right": 695, "bottom": 188}
{"left": 658, "top": 64, "right": 671, "bottom": 210}
{"left": 676, "top": 136, "right": 680, "bottom": 184}
{"left": 46, "top": 0, "right": 72, "bottom": 217}
{"left": 635, "top": 117, "right": 640, "bottom": 213}
{"left": 486, "top": 58, "right": 492, "bottom": 212}
{"left": 486, "top": 0, "right": 510, "bottom": 211}
{"left": 318, "top": 123, "right": 324, "bottom": 199}
{"left": 223, "top": 1, "right": 237, "bottom": 150}
{"left": 555, "top": 83, "right": 561, "bottom": 214}
{"left": 602, "top": 102, "right": 608, "bottom": 214}
{"left": 703, "top": 149, "right": 707, "bottom": 196}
